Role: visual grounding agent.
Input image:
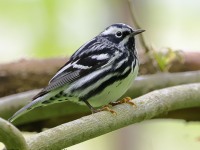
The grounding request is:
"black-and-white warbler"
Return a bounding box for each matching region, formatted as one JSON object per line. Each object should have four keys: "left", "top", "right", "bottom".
{"left": 9, "top": 23, "right": 145, "bottom": 122}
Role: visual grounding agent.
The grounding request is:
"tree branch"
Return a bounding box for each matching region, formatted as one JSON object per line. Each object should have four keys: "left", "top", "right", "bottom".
{"left": 0, "top": 58, "right": 66, "bottom": 97}
{"left": 26, "top": 83, "right": 200, "bottom": 149}
{"left": 0, "top": 118, "right": 28, "bottom": 150}
{"left": 126, "top": 70, "right": 200, "bottom": 97}
{"left": 1, "top": 71, "right": 200, "bottom": 128}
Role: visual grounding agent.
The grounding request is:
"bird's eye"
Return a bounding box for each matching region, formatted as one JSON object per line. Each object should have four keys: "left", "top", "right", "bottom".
{"left": 115, "top": 31, "right": 122, "bottom": 38}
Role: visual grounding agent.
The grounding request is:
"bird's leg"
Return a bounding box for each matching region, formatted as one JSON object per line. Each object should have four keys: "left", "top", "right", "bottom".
{"left": 109, "top": 97, "right": 136, "bottom": 107}
{"left": 83, "top": 100, "right": 116, "bottom": 115}
{"left": 83, "top": 100, "right": 99, "bottom": 113}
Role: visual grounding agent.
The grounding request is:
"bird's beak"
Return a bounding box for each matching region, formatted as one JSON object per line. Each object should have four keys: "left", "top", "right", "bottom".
{"left": 132, "top": 29, "right": 145, "bottom": 36}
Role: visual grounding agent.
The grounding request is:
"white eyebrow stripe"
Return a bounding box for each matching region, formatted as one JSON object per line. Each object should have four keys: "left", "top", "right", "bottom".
{"left": 101, "top": 26, "right": 119, "bottom": 35}
{"left": 91, "top": 53, "right": 110, "bottom": 60}
{"left": 101, "top": 26, "right": 130, "bottom": 35}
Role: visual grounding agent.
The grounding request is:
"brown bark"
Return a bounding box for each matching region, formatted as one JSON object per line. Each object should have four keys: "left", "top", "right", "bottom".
{"left": 170, "top": 51, "right": 200, "bottom": 71}
{"left": 0, "top": 58, "right": 66, "bottom": 97}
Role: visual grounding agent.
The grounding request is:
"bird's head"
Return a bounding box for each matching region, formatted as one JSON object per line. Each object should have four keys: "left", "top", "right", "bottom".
{"left": 100, "top": 23, "right": 145, "bottom": 50}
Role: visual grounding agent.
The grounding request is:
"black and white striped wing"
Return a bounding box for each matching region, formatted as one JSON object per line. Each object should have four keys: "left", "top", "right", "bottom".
{"left": 33, "top": 42, "right": 112, "bottom": 99}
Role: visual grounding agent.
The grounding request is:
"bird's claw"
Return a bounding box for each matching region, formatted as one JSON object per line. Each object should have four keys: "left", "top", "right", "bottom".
{"left": 92, "top": 105, "right": 117, "bottom": 115}
{"left": 109, "top": 97, "right": 136, "bottom": 107}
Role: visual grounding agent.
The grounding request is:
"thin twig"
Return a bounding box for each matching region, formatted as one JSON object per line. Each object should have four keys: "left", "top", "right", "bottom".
{"left": 127, "top": 0, "right": 149, "bottom": 53}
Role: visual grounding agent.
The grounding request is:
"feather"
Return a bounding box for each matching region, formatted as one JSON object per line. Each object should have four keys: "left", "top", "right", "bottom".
{"left": 8, "top": 97, "right": 43, "bottom": 122}
{"left": 33, "top": 49, "right": 111, "bottom": 100}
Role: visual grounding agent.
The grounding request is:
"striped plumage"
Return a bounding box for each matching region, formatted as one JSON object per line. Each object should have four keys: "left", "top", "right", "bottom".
{"left": 9, "top": 23, "right": 144, "bottom": 122}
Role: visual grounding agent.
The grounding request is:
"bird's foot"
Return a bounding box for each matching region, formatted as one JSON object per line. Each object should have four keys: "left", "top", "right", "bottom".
{"left": 109, "top": 97, "right": 136, "bottom": 107}
{"left": 91, "top": 105, "right": 117, "bottom": 115}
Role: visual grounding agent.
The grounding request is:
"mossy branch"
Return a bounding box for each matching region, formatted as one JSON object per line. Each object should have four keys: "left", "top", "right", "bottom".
{"left": 25, "top": 83, "right": 200, "bottom": 150}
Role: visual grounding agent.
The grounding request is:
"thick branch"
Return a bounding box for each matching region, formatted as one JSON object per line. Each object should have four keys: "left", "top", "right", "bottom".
{"left": 1, "top": 71, "right": 200, "bottom": 128}
{"left": 26, "top": 83, "right": 200, "bottom": 149}
{"left": 0, "top": 118, "right": 28, "bottom": 150}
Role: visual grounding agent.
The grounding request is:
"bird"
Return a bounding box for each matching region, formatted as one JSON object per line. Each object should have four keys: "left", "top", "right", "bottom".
{"left": 8, "top": 23, "right": 145, "bottom": 122}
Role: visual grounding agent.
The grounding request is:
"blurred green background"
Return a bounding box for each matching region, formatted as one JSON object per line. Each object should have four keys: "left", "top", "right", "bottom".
{"left": 0, "top": 0, "right": 200, "bottom": 63}
{"left": 0, "top": 0, "right": 200, "bottom": 150}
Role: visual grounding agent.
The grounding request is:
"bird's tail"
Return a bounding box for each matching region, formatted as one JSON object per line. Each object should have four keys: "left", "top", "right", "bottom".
{"left": 8, "top": 98, "right": 42, "bottom": 122}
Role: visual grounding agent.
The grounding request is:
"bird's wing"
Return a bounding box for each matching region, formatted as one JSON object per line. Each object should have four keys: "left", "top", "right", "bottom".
{"left": 9, "top": 48, "right": 112, "bottom": 122}
{"left": 33, "top": 41, "right": 113, "bottom": 100}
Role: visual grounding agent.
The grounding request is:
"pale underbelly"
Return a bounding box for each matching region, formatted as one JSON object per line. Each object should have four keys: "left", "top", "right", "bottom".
{"left": 86, "top": 65, "right": 139, "bottom": 107}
